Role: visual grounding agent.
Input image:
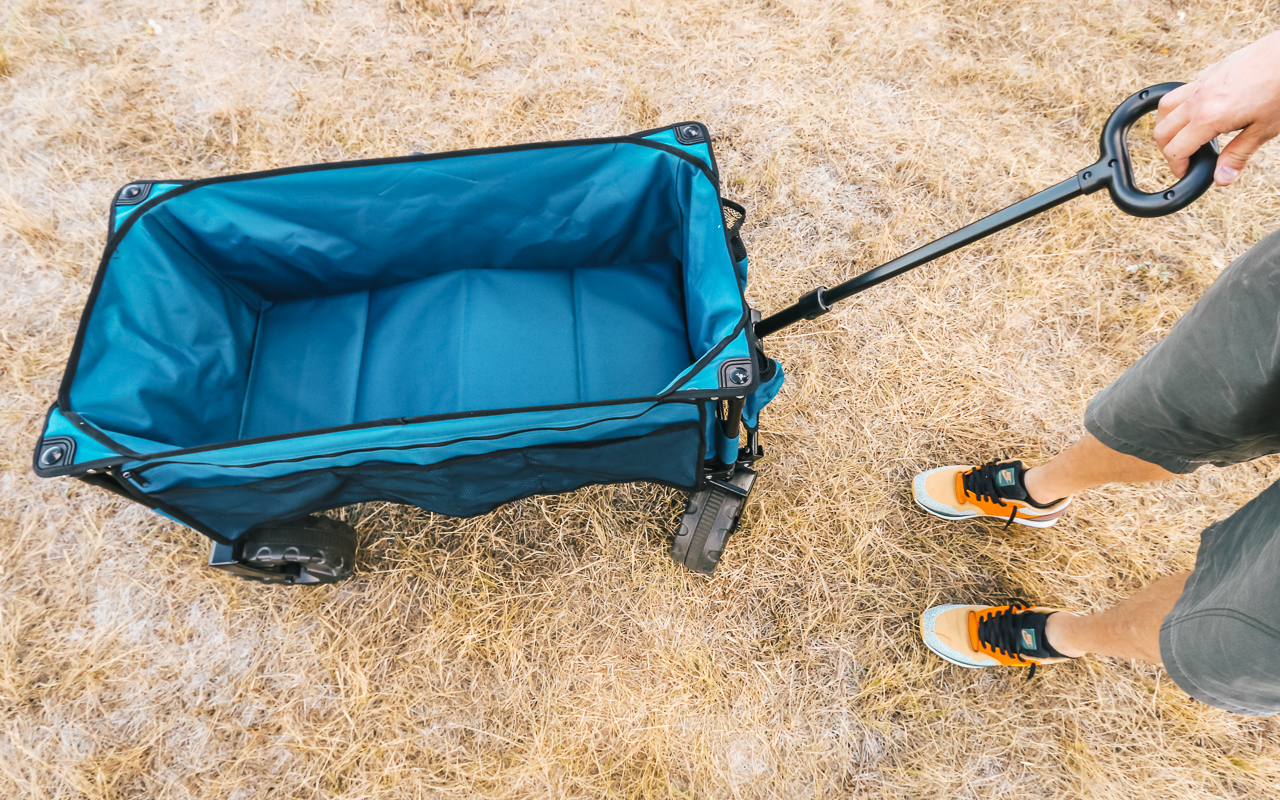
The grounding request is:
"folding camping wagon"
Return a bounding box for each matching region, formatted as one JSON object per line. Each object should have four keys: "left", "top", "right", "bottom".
{"left": 35, "top": 123, "right": 784, "bottom": 583}
{"left": 34, "top": 84, "right": 1220, "bottom": 585}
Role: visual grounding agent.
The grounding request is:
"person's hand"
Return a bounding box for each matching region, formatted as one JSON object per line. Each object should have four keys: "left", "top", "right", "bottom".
{"left": 1154, "top": 30, "right": 1280, "bottom": 186}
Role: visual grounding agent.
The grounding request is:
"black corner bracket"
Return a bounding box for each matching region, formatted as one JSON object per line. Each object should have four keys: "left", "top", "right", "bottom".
{"left": 674, "top": 123, "right": 706, "bottom": 145}
{"left": 114, "top": 182, "right": 152, "bottom": 207}
{"left": 718, "top": 358, "right": 753, "bottom": 390}
{"left": 36, "top": 436, "right": 76, "bottom": 472}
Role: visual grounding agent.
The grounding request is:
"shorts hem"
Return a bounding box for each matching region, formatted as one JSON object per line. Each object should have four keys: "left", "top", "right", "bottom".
{"left": 1083, "top": 416, "right": 1201, "bottom": 475}
{"left": 1160, "top": 615, "right": 1280, "bottom": 717}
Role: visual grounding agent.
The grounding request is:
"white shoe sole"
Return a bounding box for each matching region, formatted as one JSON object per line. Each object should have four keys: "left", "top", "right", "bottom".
{"left": 913, "top": 498, "right": 1062, "bottom": 528}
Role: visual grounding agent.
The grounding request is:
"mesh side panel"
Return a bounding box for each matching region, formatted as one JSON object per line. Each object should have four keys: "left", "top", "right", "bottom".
{"left": 721, "top": 202, "right": 744, "bottom": 233}
{"left": 720, "top": 199, "right": 748, "bottom": 273}
{"left": 150, "top": 423, "right": 702, "bottom": 540}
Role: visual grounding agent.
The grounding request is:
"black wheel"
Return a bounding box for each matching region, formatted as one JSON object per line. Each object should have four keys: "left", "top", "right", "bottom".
{"left": 238, "top": 515, "right": 358, "bottom": 585}
{"left": 670, "top": 468, "right": 756, "bottom": 574}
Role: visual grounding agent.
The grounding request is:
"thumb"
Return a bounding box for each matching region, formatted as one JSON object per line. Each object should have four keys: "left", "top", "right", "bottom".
{"left": 1214, "top": 127, "right": 1268, "bottom": 185}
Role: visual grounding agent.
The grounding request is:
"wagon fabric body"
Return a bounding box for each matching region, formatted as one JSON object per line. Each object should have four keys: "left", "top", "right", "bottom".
{"left": 34, "top": 123, "right": 784, "bottom": 580}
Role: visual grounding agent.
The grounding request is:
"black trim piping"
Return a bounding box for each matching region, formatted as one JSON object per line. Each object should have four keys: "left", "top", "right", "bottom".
{"left": 631, "top": 121, "right": 721, "bottom": 178}
{"left": 61, "top": 407, "right": 145, "bottom": 458}
{"left": 126, "top": 400, "right": 701, "bottom": 480}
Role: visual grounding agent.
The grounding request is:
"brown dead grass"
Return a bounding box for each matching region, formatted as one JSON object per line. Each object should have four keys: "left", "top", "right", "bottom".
{"left": 3, "top": 0, "right": 1280, "bottom": 797}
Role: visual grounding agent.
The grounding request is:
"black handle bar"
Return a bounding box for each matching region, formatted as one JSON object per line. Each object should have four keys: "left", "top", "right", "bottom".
{"left": 754, "top": 83, "right": 1220, "bottom": 339}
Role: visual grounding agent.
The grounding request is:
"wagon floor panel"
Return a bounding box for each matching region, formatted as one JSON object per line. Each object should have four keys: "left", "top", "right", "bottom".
{"left": 238, "top": 260, "right": 693, "bottom": 439}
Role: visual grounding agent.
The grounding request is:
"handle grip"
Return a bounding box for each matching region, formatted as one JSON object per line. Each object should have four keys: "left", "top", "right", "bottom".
{"left": 1079, "top": 82, "right": 1219, "bottom": 217}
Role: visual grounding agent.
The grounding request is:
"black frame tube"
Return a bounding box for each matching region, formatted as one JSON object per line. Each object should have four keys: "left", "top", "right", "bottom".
{"left": 756, "top": 178, "right": 1082, "bottom": 339}
{"left": 720, "top": 396, "right": 746, "bottom": 440}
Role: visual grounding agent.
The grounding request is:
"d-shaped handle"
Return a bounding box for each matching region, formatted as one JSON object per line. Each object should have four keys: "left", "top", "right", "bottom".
{"left": 1077, "top": 82, "right": 1220, "bottom": 218}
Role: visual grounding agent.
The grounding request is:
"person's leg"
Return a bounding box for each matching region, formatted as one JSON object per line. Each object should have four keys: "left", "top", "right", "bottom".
{"left": 1042, "top": 572, "right": 1190, "bottom": 662}
{"left": 1021, "top": 433, "right": 1178, "bottom": 507}
{"left": 921, "top": 476, "right": 1280, "bottom": 715}
{"left": 1023, "top": 229, "right": 1280, "bottom": 662}
{"left": 1020, "top": 478, "right": 1279, "bottom": 713}
{"left": 917, "top": 228, "right": 1280, "bottom": 528}
{"left": 921, "top": 229, "right": 1280, "bottom": 708}
{"left": 911, "top": 430, "right": 1177, "bottom": 529}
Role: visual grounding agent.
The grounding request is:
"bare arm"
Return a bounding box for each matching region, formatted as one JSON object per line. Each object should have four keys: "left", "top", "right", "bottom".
{"left": 1154, "top": 30, "right": 1280, "bottom": 185}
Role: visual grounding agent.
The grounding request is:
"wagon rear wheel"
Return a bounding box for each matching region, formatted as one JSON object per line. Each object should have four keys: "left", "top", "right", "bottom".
{"left": 238, "top": 515, "right": 358, "bottom": 585}
{"left": 670, "top": 468, "right": 756, "bottom": 575}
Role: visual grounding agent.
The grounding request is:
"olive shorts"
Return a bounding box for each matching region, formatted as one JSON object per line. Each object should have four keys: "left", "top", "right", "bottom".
{"left": 1084, "top": 228, "right": 1280, "bottom": 716}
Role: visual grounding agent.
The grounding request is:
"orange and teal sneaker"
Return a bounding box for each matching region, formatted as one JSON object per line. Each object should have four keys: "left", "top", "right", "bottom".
{"left": 921, "top": 601, "right": 1074, "bottom": 677}
{"left": 913, "top": 460, "right": 1071, "bottom": 528}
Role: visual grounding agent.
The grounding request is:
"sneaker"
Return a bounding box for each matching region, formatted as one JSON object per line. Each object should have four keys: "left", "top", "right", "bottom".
{"left": 921, "top": 601, "right": 1074, "bottom": 677}
{"left": 913, "top": 460, "right": 1070, "bottom": 528}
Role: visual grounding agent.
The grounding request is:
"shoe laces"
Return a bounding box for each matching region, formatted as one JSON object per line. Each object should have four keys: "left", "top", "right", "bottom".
{"left": 961, "top": 461, "right": 1020, "bottom": 528}
{"left": 974, "top": 601, "right": 1040, "bottom": 679}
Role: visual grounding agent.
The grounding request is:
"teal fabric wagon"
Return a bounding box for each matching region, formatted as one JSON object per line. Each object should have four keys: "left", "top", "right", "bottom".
{"left": 33, "top": 123, "right": 783, "bottom": 583}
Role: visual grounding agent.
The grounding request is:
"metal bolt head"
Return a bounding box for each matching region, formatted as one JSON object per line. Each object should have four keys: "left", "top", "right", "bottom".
{"left": 729, "top": 366, "right": 750, "bottom": 385}
{"left": 122, "top": 185, "right": 142, "bottom": 199}
{"left": 682, "top": 125, "right": 699, "bottom": 138}
{"left": 39, "top": 444, "right": 66, "bottom": 467}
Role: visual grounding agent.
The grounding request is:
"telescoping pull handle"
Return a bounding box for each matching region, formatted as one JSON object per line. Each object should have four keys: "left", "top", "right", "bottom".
{"left": 754, "top": 83, "right": 1220, "bottom": 339}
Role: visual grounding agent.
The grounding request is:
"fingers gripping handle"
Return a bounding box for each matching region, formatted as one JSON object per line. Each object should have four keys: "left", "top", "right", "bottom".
{"left": 1077, "top": 82, "right": 1219, "bottom": 217}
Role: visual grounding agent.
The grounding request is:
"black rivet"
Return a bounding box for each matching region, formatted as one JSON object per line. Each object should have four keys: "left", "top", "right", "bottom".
{"left": 123, "top": 185, "right": 141, "bottom": 198}
{"left": 1108, "top": 159, "right": 1117, "bottom": 168}
{"left": 1140, "top": 90, "right": 1150, "bottom": 100}
{"left": 1083, "top": 171, "right": 1092, "bottom": 180}
{"left": 1163, "top": 190, "right": 1176, "bottom": 200}
{"left": 682, "top": 125, "right": 699, "bottom": 138}
{"left": 729, "top": 367, "right": 750, "bottom": 385}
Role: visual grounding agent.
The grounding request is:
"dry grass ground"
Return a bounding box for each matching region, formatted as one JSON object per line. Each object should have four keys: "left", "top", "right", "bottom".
{"left": 3, "top": 0, "right": 1280, "bottom": 797}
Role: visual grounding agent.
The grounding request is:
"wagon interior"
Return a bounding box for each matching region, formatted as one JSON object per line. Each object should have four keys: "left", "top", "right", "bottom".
{"left": 69, "top": 148, "right": 734, "bottom": 451}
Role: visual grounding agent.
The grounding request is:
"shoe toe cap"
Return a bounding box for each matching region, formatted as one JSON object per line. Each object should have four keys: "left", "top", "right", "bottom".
{"left": 913, "top": 466, "right": 969, "bottom": 517}
{"left": 921, "top": 604, "right": 997, "bottom": 668}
